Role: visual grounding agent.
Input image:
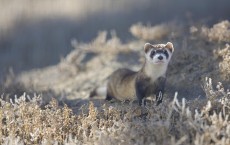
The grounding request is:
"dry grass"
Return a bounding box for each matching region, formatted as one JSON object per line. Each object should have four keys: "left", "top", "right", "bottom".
{"left": 200, "top": 20, "right": 230, "bottom": 42}
{"left": 0, "top": 94, "right": 81, "bottom": 144}
{"left": 0, "top": 78, "right": 229, "bottom": 144}
{"left": 130, "top": 22, "right": 182, "bottom": 41}
{"left": 214, "top": 44, "right": 230, "bottom": 80}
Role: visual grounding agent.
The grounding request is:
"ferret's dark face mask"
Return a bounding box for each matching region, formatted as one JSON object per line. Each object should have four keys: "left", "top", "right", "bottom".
{"left": 146, "top": 48, "right": 172, "bottom": 64}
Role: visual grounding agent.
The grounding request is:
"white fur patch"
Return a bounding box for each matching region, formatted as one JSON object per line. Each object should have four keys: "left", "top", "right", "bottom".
{"left": 144, "top": 61, "right": 167, "bottom": 81}
{"left": 96, "top": 86, "right": 107, "bottom": 96}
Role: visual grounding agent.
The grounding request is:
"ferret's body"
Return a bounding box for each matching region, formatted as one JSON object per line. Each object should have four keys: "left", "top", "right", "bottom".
{"left": 107, "top": 68, "right": 137, "bottom": 101}
{"left": 90, "top": 42, "right": 174, "bottom": 105}
{"left": 106, "top": 66, "right": 166, "bottom": 105}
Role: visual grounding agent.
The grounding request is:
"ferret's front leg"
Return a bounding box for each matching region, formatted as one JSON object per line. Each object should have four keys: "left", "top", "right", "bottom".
{"left": 137, "top": 93, "right": 146, "bottom": 106}
{"left": 135, "top": 82, "right": 146, "bottom": 106}
{"left": 155, "top": 77, "right": 166, "bottom": 106}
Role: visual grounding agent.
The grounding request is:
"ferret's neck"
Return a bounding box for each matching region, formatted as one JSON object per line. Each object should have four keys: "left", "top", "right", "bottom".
{"left": 141, "top": 60, "right": 168, "bottom": 81}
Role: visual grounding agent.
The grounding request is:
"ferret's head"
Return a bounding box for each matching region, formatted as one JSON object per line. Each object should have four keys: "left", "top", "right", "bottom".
{"left": 144, "top": 42, "right": 174, "bottom": 65}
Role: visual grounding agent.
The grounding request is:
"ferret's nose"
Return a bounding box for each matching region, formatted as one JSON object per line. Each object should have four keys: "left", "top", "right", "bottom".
{"left": 158, "top": 56, "right": 163, "bottom": 60}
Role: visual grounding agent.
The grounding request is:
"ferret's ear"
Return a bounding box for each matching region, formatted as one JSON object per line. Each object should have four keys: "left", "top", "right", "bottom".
{"left": 144, "top": 43, "right": 153, "bottom": 53}
{"left": 165, "top": 42, "right": 174, "bottom": 53}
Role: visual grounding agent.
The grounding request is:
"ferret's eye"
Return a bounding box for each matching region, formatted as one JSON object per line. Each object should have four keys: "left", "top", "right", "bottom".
{"left": 163, "top": 50, "right": 169, "bottom": 58}
{"left": 163, "top": 50, "right": 167, "bottom": 54}
{"left": 150, "top": 51, "right": 155, "bottom": 58}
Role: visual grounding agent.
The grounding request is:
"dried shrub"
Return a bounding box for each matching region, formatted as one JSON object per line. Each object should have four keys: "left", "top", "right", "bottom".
{"left": 130, "top": 22, "right": 181, "bottom": 40}
{"left": 1, "top": 78, "right": 229, "bottom": 145}
{"left": 203, "top": 77, "right": 230, "bottom": 115}
{"left": 0, "top": 94, "right": 79, "bottom": 144}
{"left": 201, "top": 20, "right": 230, "bottom": 42}
{"left": 214, "top": 44, "right": 230, "bottom": 80}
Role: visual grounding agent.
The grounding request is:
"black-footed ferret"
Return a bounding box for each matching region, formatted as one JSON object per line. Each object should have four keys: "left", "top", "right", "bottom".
{"left": 90, "top": 42, "right": 174, "bottom": 106}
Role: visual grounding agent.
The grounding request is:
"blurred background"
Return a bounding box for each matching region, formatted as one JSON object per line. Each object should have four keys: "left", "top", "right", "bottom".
{"left": 0, "top": 0, "right": 230, "bottom": 79}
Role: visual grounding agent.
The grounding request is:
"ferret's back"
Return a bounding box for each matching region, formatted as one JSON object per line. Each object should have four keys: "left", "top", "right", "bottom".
{"left": 107, "top": 68, "right": 137, "bottom": 100}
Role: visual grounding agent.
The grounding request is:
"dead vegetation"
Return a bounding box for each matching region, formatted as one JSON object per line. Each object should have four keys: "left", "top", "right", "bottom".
{"left": 130, "top": 22, "right": 182, "bottom": 41}
{"left": 214, "top": 44, "right": 230, "bottom": 80}
{"left": 1, "top": 20, "right": 230, "bottom": 144}
{"left": 0, "top": 78, "right": 229, "bottom": 144}
{"left": 201, "top": 20, "right": 230, "bottom": 42}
